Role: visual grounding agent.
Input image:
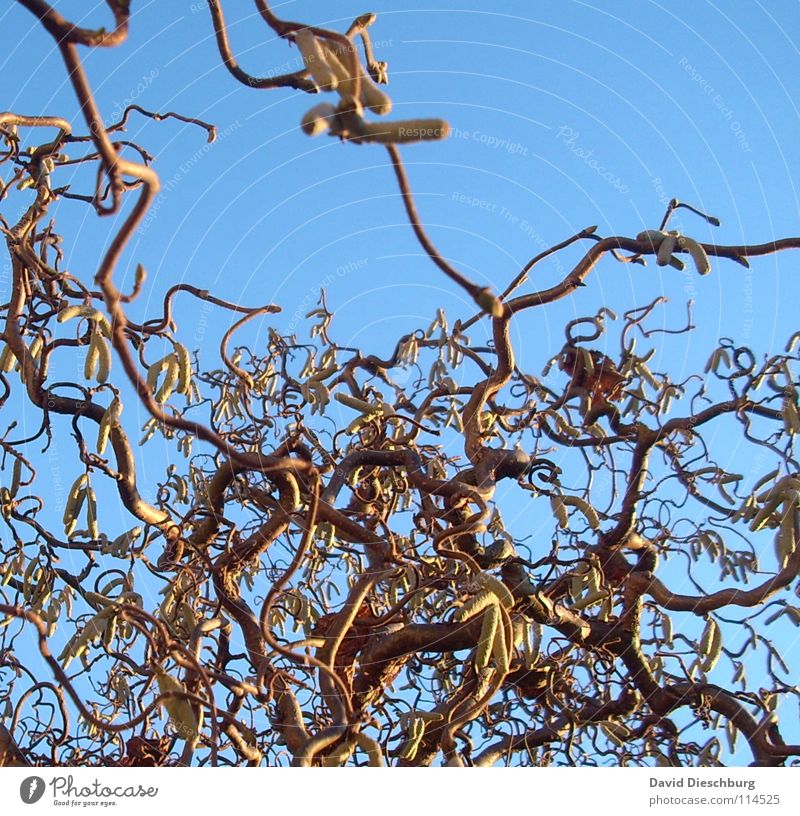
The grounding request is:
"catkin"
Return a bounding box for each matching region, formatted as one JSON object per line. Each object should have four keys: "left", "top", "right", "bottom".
{"left": 155, "top": 670, "right": 201, "bottom": 741}
{"left": 294, "top": 29, "right": 340, "bottom": 90}
{"left": 474, "top": 604, "right": 500, "bottom": 671}
{"left": 656, "top": 234, "right": 677, "bottom": 267}
{"left": 454, "top": 589, "right": 497, "bottom": 622}
{"left": 474, "top": 573, "right": 515, "bottom": 610}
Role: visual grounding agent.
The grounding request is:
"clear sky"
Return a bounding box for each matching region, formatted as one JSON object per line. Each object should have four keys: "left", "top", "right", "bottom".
{"left": 1, "top": 1, "right": 799, "bottom": 766}
{"left": 3, "top": 0, "right": 799, "bottom": 370}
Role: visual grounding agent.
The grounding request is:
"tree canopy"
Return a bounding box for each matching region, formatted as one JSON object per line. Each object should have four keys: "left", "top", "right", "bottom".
{"left": 1, "top": 1, "right": 799, "bottom": 768}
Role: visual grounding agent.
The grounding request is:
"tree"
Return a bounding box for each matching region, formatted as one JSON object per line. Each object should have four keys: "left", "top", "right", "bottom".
{"left": 0, "top": 0, "right": 799, "bottom": 768}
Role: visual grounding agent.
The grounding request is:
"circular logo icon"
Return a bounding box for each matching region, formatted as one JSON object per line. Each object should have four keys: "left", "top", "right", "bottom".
{"left": 20, "top": 776, "right": 46, "bottom": 805}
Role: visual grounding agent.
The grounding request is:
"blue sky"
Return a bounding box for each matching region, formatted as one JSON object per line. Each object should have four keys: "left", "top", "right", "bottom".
{"left": 3, "top": 0, "right": 799, "bottom": 370}
{"left": 2, "top": 1, "right": 800, "bottom": 765}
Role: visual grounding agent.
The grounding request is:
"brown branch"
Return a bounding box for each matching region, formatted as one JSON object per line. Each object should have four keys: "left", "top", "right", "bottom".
{"left": 206, "top": 0, "right": 316, "bottom": 92}
{"left": 17, "top": 0, "right": 130, "bottom": 47}
{"left": 628, "top": 542, "right": 800, "bottom": 613}
{"left": 385, "top": 144, "right": 503, "bottom": 317}
{"left": 507, "top": 235, "right": 800, "bottom": 315}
